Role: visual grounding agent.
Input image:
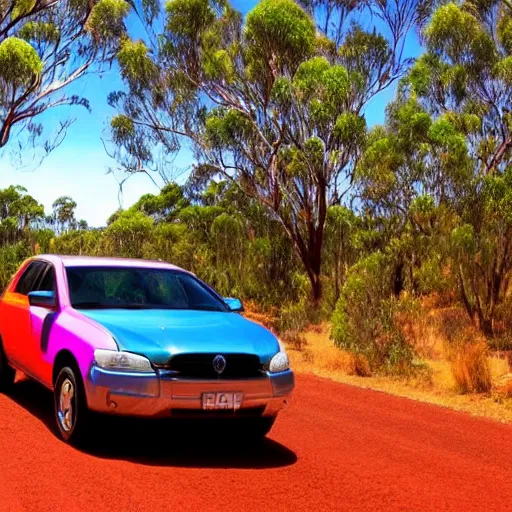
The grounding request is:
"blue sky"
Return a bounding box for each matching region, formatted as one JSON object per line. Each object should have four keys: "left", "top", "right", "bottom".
{"left": 0, "top": 0, "right": 421, "bottom": 227}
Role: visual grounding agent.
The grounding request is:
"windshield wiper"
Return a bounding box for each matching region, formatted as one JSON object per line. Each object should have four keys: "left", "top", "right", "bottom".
{"left": 189, "top": 305, "right": 225, "bottom": 312}
{"left": 72, "top": 302, "right": 110, "bottom": 309}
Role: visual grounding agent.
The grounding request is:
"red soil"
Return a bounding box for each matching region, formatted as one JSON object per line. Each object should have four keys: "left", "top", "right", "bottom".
{"left": 1, "top": 374, "right": 511, "bottom": 511}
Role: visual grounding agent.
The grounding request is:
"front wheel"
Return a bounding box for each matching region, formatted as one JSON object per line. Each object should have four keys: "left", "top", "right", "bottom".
{"left": 54, "top": 366, "right": 90, "bottom": 446}
{"left": 0, "top": 341, "right": 15, "bottom": 392}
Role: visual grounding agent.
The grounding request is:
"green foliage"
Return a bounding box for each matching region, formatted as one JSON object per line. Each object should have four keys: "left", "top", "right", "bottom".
{"left": 331, "top": 252, "right": 415, "bottom": 374}
{"left": 0, "top": 37, "right": 42, "bottom": 86}
{"left": 293, "top": 56, "right": 331, "bottom": 98}
{"left": 133, "top": 183, "right": 189, "bottom": 221}
{"left": 245, "top": 0, "right": 316, "bottom": 75}
{"left": 338, "top": 24, "right": 390, "bottom": 89}
{"left": 413, "top": 255, "right": 450, "bottom": 295}
{"left": 334, "top": 113, "right": 366, "bottom": 146}
{"left": 104, "top": 210, "right": 154, "bottom": 258}
{"left": 424, "top": 3, "right": 482, "bottom": 59}
{"left": 1, "top": 0, "right": 159, "bottom": 156}
{"left": 276, "top": 296, "right": 313, "bottom": 334}
{"left": 111, "top": 115, "right": 136, "bottom": 144}
{"left": 117, "top": 39, "right": 157, "bottom": 92}
{"left": 497, "top": 10, "right": 512, "bottom": 55}
{"left": 87, "top": 0, "right": 131, "bottom": 43}
{"left": 0, "top": 242, "right": 33, "bottom": 290}
{"left": 205, "top": 108, "right": 253, "bottom": 148}
{"left": 12, "top": 0, "right": 36, "bottom": 19}
{"left": 408, "top": 54, "right": 435, "bottom": 96}
{"left": 396, "top": 1, "right": 512, "bottom": 335}
{"left": 203, "top": 49, "right": 234, "bottom": 81}
{"left": 451, "top": 224, "right": 475, "bottom": 254}
{"left": 110, "top": 0, "right": 424, "bottom": 305}
{"left": 166, "top": 0, "right": 217, "bottom": 40}
{"left": 270, "top": 76, "right": 292, "bottom": 106}
{"left": 0, "top": 181, "right": 300, "bottom": 311}
{"left": 19, "top": 22, "right": 60, "bottom": 44}
{"left": 494, "top": 56, "right": 512, "bottom": 83}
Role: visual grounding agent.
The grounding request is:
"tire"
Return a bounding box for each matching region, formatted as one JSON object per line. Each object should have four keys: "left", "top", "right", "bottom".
{"left": 0, "top": 340, "right": 15, "bottom": 393}
{"left": 54, "top": 366, "right": 90, "bottom": 446}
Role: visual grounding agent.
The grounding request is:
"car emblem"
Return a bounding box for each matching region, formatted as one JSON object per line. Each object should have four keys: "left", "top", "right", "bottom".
{"left": 213, "top": 355, "right": 227, "bottom": 375}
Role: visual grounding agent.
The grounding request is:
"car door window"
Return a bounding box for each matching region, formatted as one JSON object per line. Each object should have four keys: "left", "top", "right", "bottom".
{"left": 37, "top": 265, "right": 56, "bottom": 292}
{"left": 15, "top": 262, "right": 46, "bottom": 295}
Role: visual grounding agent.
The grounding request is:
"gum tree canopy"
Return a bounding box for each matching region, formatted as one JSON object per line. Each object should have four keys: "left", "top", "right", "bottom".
{"left": 110, "top": 0, "right": 430, "bottom": 301}
{"left": 356, "top": 0, "right": 512, "bottom": 336}
{"left": 0, "top": 0, "right": 159, "bottom": 155}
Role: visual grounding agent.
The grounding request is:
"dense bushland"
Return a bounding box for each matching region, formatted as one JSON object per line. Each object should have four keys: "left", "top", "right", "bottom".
{"left": 4, "top": 1, "right": 512, "bottom": 389}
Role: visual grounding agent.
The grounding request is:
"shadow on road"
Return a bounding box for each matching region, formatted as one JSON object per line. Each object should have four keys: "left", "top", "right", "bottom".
{"left": 7, "top": 378, "right": 297, "bottom": 470}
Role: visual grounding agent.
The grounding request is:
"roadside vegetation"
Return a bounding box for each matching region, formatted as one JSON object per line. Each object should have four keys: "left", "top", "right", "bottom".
{"left": 3, "top": 1, "right": 512, "bottom": 419}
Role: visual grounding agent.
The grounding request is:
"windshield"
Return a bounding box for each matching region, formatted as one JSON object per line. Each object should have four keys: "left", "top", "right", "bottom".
{"left": 65, "top": 266, "right": 228, "bottom": 312}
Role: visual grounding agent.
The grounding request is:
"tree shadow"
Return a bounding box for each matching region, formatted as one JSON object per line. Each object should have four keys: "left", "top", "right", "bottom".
{"left": 7, "top": 378, "right": 297, "bottom": 470}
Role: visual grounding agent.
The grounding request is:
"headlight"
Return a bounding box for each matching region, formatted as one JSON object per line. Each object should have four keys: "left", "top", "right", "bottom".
{"left": 269, "top": 350, "right": 290, "bottom": 373}
{"left": 94, "top": 349, "right": 154, "bottom": 373}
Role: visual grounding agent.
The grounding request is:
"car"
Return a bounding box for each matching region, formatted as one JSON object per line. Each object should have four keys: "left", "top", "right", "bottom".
{"left": 0, "top": 256, "right": 294, "bottom": 445}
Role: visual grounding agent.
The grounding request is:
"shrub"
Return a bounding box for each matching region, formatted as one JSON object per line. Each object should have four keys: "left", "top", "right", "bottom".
{"left": 503, "top": 379, "right": 512, "bottom": 399}
{"left": 347, "top": 353, "right": 372, "bottom": 377}
{"left": 331, "top": 252, "right": 416, "bottom": 375}
{"left": 276, "top": 296, "right": 320, "bottom": 334}
{"left": 449, "top": 337, "right": 492, "bottom": 394}
{"left": 281, "top": 329, "right": 308, "bottom": 351}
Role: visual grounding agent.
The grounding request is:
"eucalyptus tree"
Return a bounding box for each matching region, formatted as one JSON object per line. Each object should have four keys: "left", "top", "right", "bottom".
{"left": 357, "top": 1, "right": 512, "bottom": 335}
{"left": 0, "top": 0, "right": 159, "bottom": 158}
{"left": 110, "top": 0, "right": 428, "bottom": 301}
{"left": 131, "top": 182, "right": 189, "bottom": 222}
{"left": 0, "top": 184, "right": 44, "bottom": 244}
{"left": 355, "top": 94, "right": 472, "bottom": 296}
{"left": 51, "top": 195, "right": 77, "bottom": 233}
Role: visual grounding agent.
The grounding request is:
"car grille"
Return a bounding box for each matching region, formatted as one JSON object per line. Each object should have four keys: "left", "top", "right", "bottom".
{"left": 164, "top": 353, "right": 264, "bottom": 379}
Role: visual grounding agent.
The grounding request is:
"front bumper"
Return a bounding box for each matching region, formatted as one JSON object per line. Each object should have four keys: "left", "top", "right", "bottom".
{"left": 85, "top": 366, "right": 294, "bottom": 419}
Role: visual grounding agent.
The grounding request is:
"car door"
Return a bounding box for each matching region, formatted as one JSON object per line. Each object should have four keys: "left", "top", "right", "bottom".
{"left": 0, "top": 260, "right": 46, "bottom": 372}
{"left": 27, "top": 263, "right": 59, "bottom": 386}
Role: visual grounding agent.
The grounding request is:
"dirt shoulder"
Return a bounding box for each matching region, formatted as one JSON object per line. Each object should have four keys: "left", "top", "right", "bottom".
{"left": 285, "top": 323, "right": 512, "bottom": 424}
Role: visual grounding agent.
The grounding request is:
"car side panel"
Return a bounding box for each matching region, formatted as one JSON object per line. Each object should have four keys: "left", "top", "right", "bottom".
{"left": 29, "top": 306, "right": 59, "bottom": 386}
{"left": 0, "top": 261, "right": 31, "bottom": 365}
{"left": 41, "top": 308, "right": 118, "bottom": 390}
{"left": 0, "top": 290, "right": 32, "bottom": 369}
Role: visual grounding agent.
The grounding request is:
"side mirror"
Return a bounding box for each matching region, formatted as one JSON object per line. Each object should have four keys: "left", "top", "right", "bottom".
{"left": 28, "top": 291, "right": 57, "bottom": 309}
{"left": 224, "top": 297, "right": 244, "bottom": 312}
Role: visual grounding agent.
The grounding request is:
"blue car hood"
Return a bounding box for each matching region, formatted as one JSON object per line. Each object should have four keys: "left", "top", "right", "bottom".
{"left": 80, "top": 309, "right": 280, "bottom": 365}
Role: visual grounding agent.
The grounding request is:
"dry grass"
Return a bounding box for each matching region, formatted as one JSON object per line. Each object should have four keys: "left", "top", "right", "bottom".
{"left": 244, "top": 301, "right": 512, "bottom": 422}
{"left": 286, "top": 324, "right": 351, "bottom": 373}
{"left": 503, "top": 380, "right": 512, "bottom": 399}
{"left": 449, "top": 340, "right": 492, "bottom": 394}
{"left": 285, "top": 322, "right": 512, "bottom": 424}
{"left": 401, "top": 306, "right": 470, "bottom": 360}
{"left": 242, "top": 301, "right": 276, "bottom": 331}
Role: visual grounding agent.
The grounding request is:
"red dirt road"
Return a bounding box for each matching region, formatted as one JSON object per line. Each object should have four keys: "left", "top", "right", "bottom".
{"left": 1, "top": 374, "right": 512, "bottom": 512}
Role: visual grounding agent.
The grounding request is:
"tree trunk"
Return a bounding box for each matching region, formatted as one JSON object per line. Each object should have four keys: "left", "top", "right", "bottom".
{"left": 275, "top": 180, "right": 328, "bottom": 304}
{"left": 458, "top": 265, "right": 477, "bottom": 326}
{"left": 308, "top": 268, "right": 322, "bottom": 303}
{"left": 392, "top": 260, "right": 404, "bottom": 297}
{"left": 480, "top": 317, "right": 494, "bottom": 338}
{"left": 292, "top": 230, "right": 324, "bottom": 304}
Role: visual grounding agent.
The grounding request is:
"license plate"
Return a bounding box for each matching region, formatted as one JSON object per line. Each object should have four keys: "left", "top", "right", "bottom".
{"left": 202, "top": 392, "right": 243, "bottom": 411}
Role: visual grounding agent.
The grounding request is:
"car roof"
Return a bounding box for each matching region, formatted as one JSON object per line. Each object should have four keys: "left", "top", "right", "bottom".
{"left": 35, "top": 255, "right": 186, "bottom": 272}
